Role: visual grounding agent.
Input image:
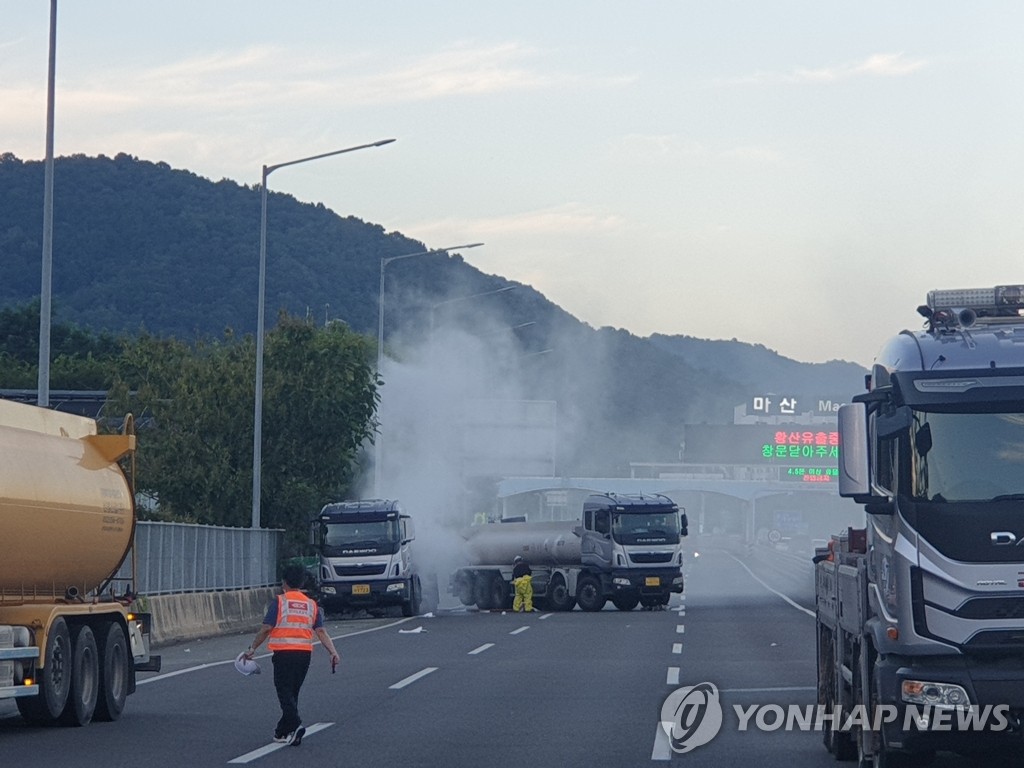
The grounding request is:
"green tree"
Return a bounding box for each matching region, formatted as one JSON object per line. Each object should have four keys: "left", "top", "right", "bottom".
{"left": 108, "top": 314, "right": 378, "bottom": 552}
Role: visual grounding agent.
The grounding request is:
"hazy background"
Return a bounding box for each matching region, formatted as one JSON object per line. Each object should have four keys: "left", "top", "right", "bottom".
{"left": 6, "top": 1, "right": 1024, "bottom": 367}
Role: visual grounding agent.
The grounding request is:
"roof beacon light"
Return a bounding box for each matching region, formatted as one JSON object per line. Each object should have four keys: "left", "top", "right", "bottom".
{"left": 926, "top": 285, "right": 1024, "bottom": 318}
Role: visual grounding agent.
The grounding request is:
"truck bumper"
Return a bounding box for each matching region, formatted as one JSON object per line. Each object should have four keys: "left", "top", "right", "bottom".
{"left": 319, "top": 579, "right": 411, "bottom": 608}
{"left": 875, "top": 654, "right": 1024, "bottom": 752}
{"left": 607, "top": 568, "right": 683, "bottom": 596}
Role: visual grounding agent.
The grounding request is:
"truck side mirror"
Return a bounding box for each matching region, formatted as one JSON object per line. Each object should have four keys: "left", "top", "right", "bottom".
{"left": 308, "top": 520, "right": 319, "bottom": 547}
{"left": 838, "top": 403, "right": 871, "bottom": 500}
{"left": 680, "top": 512, "right": 689, "bottom": 537}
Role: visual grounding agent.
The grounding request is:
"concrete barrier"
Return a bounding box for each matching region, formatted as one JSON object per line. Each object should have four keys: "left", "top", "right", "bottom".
{"left": 144, "top": 588, "right": 279, "bottom": 647}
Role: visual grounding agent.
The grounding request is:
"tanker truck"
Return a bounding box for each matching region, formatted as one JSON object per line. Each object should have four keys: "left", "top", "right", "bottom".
{"left": 0, "top": 398, "right": 160, "bottom": 727}
{"left": 450, "top": 492, "right": 687, "bottom": 612}
{"left": 311, "top": 499, "right": 438, "bottom": 617}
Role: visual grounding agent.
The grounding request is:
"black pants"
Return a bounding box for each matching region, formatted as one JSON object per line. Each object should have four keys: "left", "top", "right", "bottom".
{"left": 272, "top": 650, "right": 311, "bottom": 737}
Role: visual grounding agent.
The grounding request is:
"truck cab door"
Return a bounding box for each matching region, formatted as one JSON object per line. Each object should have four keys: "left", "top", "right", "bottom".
{"left": 581, "top": 509, "right": 614, "bottom": 568}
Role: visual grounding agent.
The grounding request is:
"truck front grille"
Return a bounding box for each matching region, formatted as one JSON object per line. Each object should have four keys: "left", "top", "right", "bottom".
{"left": 334, "top": 564, "right": 387, "bottom": 577}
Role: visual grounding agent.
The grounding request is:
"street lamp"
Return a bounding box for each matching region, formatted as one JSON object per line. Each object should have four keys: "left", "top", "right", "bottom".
{"left": 374, "top": 241, "right": 484, "bottom": 497}
{"left": 251, "top": 138, "right": 395, "bottom": 528}
{"left": 429, "top": 285, "right": 520, "bottom": 334}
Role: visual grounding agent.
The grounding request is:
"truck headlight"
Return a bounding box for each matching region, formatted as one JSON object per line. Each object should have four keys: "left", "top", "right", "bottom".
{"left": 672, "top": 576, "right": 683, "bottom": 584}
{"left": 902, "top": 680, "right": 970, "bottom": 709}
{"left": 613, "top": 577, "right": 630, "bottom": 586}
{"left": 386, "top": 582, "right": 405, "bottom": 592}
{"left": 321, "top": 586, "right": 337, "bottom": 595}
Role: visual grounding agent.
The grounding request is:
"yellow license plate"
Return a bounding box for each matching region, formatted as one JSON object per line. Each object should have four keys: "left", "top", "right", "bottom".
{"left": 645, "top": 577, "right": 660, "bottom": 587}
{"left": 352, "top": 584, "right": 371, "bottom": 595}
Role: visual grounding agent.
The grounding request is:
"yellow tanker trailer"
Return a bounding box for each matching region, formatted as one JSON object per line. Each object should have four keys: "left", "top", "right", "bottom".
{"left": 0, "top": 398, "right": 159, "bottom": 726}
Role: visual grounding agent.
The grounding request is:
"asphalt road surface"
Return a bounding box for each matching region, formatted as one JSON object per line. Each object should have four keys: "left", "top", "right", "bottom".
{"left": 0, "top": 542, "right": 1012, "bottom": 766}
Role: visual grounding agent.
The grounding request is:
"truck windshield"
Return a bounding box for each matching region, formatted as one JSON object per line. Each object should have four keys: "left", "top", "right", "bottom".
{"left": 321, "top": 520, "right": 400, "bottom": 556}
{"left": 612, "top": 512, "right": 681, "bottom": 545}
{"left": 910, "top": 411, "right": 1024, "bottom": 502}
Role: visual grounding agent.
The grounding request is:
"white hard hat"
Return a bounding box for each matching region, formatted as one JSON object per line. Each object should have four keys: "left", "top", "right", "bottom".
{"left": 234, "top": 652, "right": 262, "bottom": 676}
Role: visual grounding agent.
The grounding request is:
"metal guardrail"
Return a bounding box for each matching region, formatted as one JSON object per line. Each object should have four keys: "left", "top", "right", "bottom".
{"left": 114, "top": 521, "right": 283, "bottom": 596}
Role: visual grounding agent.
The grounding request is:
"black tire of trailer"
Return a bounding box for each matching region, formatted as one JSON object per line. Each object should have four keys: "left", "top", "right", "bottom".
{"left": 60, "top": 623, "right": 99, "bottom": 727}
{"left": 94, "top": 621, "right": 129, "bottom": 722}
{"left": 612, "top": 594, "right": 639, "bottom": 611}
{"left": 576, "top": 576, "right": 606, "bottom": 612}
{"left": 547, "top": 574, "right": 575, "bottom": 612}
{"left": 16, "top": 616, "right": 72, "bottom": 726}
{"left": 474, "top": 573, "right": 495, "bottom": 610}
{"left": 455, "top": 573, "right": 476, "bottom": 606}
{"left": 817, "top": 621, "right": 855, "bottom": 761}
{"left": 490, "top": 574, "right": 510, "bottom": 610}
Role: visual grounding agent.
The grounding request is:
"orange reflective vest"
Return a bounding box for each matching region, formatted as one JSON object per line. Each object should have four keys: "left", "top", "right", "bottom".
{"left": 268, "top": 591, "right": 316, "bottom": 652}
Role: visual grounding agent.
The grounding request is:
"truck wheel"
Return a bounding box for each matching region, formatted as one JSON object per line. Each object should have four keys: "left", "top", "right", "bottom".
{"left": 401, "top": 581, "right": 419, "bottom": 617}
{"left": 456, "top": 574, "right": 476, "bottom": 606}
{"left": 547, "top": 575, "right": 575, "bottom": 612}
{"left": 489, "top": 575, "right": 510, "bottom": 610}
{"left": 60, "top": 624, "right": 99, "bottom": 726}
{"left": 94, "top": 622, "right": 129, "bottom": 722}
{"left": 612, "top": 595, "right": 639, "bottom": 611}
{"left": 421, "top": 575, "right": 440, "bottom": 614}
{"left": 474, "top": 575, "right": 495, "bottom": 610}
{"left": 576, "top": 576, "right": 606, "bottom": 612}
{"left": 16, "top": 617, "right": 72, "bottom": 725}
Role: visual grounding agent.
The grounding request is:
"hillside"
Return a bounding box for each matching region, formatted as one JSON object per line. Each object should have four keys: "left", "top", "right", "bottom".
{"left": 0, "top": 153, "right": 865, "bottom": 473}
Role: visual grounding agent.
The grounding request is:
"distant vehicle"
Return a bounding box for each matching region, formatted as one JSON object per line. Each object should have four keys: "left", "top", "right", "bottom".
{"left": 451, "top": 492, "right": 687, "bottom": 612}
{"left": 311, "top": 499, "right": 437, "bottom": 617}
{"left": 0, "top": 399, "right": 160, "bottom": 726}
{"left": 817, "top": 285, "right": 1024, "bottom": 765}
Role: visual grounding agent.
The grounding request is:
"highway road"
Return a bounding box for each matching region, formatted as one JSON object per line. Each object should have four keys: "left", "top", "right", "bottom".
{"left": 0, "top": 542, "right": 1006, "bottom": 766}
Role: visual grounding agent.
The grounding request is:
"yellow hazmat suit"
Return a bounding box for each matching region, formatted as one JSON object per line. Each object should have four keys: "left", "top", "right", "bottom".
{"left": 513, "top": 575, "right": 534, "bottom": 612}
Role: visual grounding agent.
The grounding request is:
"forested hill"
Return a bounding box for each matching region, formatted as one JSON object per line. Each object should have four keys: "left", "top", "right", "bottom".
{"left": 0, "top": 153, "right": 865, "bottom": 472}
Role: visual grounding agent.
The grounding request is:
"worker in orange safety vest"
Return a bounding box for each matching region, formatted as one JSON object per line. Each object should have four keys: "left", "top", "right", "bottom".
{"left": 244, "top": 564, "right": 340, "bottom": 746}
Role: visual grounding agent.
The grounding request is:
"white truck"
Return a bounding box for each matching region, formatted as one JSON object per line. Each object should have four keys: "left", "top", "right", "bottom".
{"left": 310, "top": 499, "right": 437, "bottom": 617}
{"left": 451, "top": 492, "right": 687, "bottom": 611}
{"left": 818, "top": 284, "right": 1024, "bottom": 766}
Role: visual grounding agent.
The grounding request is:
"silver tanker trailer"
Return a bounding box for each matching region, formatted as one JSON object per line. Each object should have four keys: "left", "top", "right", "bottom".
{"left": 450, "top": 492, "right": 687, "bottom": 611}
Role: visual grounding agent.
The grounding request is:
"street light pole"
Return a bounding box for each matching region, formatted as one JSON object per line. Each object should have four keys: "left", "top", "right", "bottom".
{"left": 251, "top": 138, "right": 395, "bottom": 529}
{"left": 429, "top": 284, "right": 519, "bottom": 335}
{"left": 373, "top": 241, "right": 484, "bottom": 498}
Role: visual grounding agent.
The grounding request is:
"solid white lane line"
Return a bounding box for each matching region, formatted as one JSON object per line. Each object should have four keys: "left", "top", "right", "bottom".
{"left": 667, "top": 667, "right": 680, "bottom": 685}
{"left": 510, "top": 625, "right": 529, "bottom": 635}
{"left": 228, "top": 722, "right": 334, "bottom": 763}
{"left": 672, "top": 643, "right": 682, "bottom": 654}
{"left": 468, "top": 643, "right": 494, "bottom": 655}
{"left": 138, "top": 617, "right": 413, "bottom": 685}
{"left": 676, "top": 624, "right": 685, "bottom": 634}
{"left": 651, "top": 722, "right": 672, "bottom": 760}
{"left": 389, "top": 667, "right": 438, "bottom": 690}
{"left": 727, "top": 553, "right": 815, "bottom": 618}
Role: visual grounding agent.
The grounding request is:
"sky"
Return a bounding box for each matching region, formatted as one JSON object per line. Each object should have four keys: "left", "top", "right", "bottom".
{"left": 4, "top": 2, "right": 1024, "bottom": 367}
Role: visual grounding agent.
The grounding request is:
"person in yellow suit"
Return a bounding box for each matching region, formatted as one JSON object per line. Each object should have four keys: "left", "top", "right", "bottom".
{"left": 512, "top": 555, "right": 534, "bottom": 612}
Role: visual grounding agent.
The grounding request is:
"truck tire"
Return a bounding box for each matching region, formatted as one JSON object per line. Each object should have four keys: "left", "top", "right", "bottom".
{"left": 94, "top": 621, "right": 129, "bottom": 722}
{"left": 16, "top": 616, "right": 72, "bottom": 725}
{"left": 474, "top": 574, "right": 495, "bottom": 610}
{"left": 576, "top": 576, "right": 606, "bottom": 612}
{"left": 547, "top": 575, "right": 575, "bottom": 612}
{"left": 401, "top": 580, "right": 420, "bottom": 617}
{"left": 421, "top": 574, "right": 440, "bottom": 614}
{"left": 456, "top": 573, "right": 476, "bottom": 606}
{"left": 489, "top": 574, "right": 510, "bottom": 610}
{"left": 612, "top": 595, "right": 639, "bottom": 611}
{"left": 60, "top": 624, "right": 99, "bottom": 726}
